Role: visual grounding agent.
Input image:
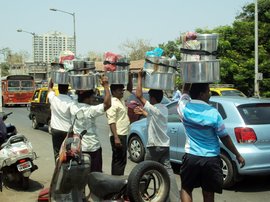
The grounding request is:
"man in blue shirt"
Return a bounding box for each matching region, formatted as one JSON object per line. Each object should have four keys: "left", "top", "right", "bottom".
{"left": 177, "top": 83, "right": 245, "bottom": 202}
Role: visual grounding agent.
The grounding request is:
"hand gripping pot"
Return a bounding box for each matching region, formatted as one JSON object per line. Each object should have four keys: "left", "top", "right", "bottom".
{"left": 69, "top": 74, "right": 96, "bottom": 90}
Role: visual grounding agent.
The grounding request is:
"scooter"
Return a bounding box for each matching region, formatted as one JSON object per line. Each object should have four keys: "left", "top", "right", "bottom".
{"left": 0, "top": 112, "right": 38, "bottom": 191}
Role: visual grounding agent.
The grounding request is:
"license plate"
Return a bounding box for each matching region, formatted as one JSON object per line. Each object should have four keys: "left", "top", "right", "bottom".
{"left": 17, "top": 161, "right": 32, "bottom": 172}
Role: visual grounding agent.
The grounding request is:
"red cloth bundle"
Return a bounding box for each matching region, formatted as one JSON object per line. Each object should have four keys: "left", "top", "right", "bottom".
{"left": 103, "top": 52, "right": 122, "bottom": 71}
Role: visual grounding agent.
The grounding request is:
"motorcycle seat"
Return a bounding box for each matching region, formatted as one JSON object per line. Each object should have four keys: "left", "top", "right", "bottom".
{"left": 0, "top": 134, "right": 26, "bottom": 149}
{"left": 88, "top": 172, "right": 128, "bottom": 198}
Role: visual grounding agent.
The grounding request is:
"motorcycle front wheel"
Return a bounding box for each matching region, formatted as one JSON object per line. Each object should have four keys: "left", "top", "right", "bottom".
{"left": 127, "top": 160, "right": 170, "bottom": 202}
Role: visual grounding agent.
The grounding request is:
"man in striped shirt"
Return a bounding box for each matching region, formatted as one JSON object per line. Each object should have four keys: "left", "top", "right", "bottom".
{"left": 177, "top": 83, "right": 245, "bottom": 202}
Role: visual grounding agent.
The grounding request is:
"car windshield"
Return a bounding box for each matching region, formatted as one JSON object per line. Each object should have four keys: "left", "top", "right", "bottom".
{"left": 237, "top": 103, "right": 270, "bottom": 124}
{"left": 221, "top": 90, "right": 246, "bottom": 97}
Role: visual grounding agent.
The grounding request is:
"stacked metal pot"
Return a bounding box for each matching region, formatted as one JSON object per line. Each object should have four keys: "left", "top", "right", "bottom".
{"left": 180, "top": 32, "right": 220, "bottom": 83}
{"left": 50, "top": 59, "right": 97, "bottom": 90}
{"left": 142, "top": 48, "right": 178, "bottom": 90}
{"left": 103, "top": 52, "right": 130, "bottom": 85}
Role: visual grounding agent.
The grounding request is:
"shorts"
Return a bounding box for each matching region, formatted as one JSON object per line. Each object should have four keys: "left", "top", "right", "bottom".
{"left": 180, "top": 153, "right": 223, "bottom": 193}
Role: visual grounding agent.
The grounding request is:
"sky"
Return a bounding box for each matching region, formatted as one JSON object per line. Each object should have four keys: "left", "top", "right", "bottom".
{"left": 0, "top": 0, "right": 253, "bottom": 60}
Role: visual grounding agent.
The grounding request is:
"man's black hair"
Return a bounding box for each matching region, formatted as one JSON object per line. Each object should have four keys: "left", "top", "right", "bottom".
{"left": 148, "top": 89, "right": 163, "bottom": 103}
{"left": 58, "top": 84, "right": 69, "bottom": 94}
{"left": 110, "top": 84, "right": 124, "bottom": 94}
{"left": 76, "top": 90, "right": 95, "bottom": 103}
{"left": 189, "top": 83, "right": 209, "bottom": 99}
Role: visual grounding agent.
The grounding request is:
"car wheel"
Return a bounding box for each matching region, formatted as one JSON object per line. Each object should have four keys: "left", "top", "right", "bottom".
{"left": 32, "top": 116, "right": 39, "bottom": 129}
{"left": 48, "top": 120, "right": 52, "bottom": 134}
{"left": 220, "top": 153, "right": 235, "bottom": 188}
{"left": 128, "top": 135, "right": 145, "bottom": 163}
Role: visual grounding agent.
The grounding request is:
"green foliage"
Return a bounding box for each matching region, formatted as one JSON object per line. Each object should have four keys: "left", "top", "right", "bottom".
{"left": 0, "top": 63, "right": 10, "bottom": 76}
{"left": 160, "top": 0, "right": 270, "bottom": 97}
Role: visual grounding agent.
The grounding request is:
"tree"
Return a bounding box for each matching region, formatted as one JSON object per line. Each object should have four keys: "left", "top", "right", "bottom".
{"left": 160, "top": 0, "right": 270, "bottom": 97}
{"left": 119, "top": 39, "right": 152, "bottom": 60}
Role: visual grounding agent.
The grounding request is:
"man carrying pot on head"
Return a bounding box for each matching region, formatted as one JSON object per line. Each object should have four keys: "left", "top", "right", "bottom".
{"left": 48, "top": 79, "right": 73, "bottom": 162}
{"left": 106, "top": 74, "right": 133, "bottom": 176}
{"left": 134, "top": 69, "right": 180, "bottom": 202}
{"left": 70, "top": 75, "right": 111, "bottom": 172}
{"left": 177, "top": 83, "right": 245, "bottom": 202}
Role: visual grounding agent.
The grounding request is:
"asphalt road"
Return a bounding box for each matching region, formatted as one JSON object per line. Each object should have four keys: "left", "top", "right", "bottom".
{"left": 0, "top": 107, "right": 270, "bottom": 202}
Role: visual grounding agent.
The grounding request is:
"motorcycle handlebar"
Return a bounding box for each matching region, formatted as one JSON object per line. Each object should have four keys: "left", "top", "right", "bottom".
{"left": 5, "top": 112, "right": 13, "bottom": 117}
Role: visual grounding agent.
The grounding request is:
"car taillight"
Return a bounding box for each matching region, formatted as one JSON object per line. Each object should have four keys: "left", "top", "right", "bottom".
{"left": 234, "top": 127, "right": 257, "bottom": 143}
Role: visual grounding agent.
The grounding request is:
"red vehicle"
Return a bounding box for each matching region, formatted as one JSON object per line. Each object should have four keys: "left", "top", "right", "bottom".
{"left": 1, "top": 75, "right": 35, "bottom": 106}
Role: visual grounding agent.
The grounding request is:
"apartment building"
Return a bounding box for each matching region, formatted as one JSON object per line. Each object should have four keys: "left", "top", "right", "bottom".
{"left": 33, "top": 31, "right": 75, "bottom": 63}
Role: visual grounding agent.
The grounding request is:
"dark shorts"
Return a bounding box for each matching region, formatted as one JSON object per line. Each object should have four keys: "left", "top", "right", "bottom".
{"left": 180, "top": 153, "right": 223, "bottom": 193}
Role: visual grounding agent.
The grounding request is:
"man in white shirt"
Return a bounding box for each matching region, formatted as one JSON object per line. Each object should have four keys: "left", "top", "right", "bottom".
{"left": 48, "top": 79, "right": 73, "bottom": 162}
{"left": 134, "top": 70, "right": 180, "bottom": 202}
{"left": 70, "top": 76, "right": 111, "bottom": 172}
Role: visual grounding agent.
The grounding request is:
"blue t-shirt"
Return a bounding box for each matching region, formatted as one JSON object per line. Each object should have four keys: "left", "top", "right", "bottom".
{"left": 177, "top": 94, "right": 228, "bottom": 157}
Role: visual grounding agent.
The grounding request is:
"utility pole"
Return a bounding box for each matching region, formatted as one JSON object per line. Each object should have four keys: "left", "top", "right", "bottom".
{"left": 254, "top": 0, "right": 259, "bottom": 97}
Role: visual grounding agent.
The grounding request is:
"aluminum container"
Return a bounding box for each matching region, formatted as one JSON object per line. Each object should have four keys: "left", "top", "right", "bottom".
{"left": 84, "top": 61, "right": 95, "bottom": 70}
{"left": 50, "top": 71, "right": 69, "bottom": 84}
{"left": 143, "top": 72, "right": 175, "bottom": 90}
{"left": 73, "top": 60, "right": 85, "bottom": 70}
{"left": 144, "top": 56, "right": 176, "bottom": 73}
{"left": 105, "top": 70, "right": 129, "bottom": 85}
{"left": 69, "top": 74, "right": 96, "bottom": 90}
{"left": 197, "top": 33, "right": 219, "bottom": 60}
{"left": 180, "top": 60, "right": 220, "bottom": 83}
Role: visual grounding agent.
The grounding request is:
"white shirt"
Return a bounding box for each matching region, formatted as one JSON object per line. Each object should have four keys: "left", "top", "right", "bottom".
{"left": 144, "top": 101, "right": 170, "bottom": 147}
{"left": 48, "top": 91, "right": 72, "bottom": 132}
{"left": 70, "top": 102, "right": 105, "bottom": 152}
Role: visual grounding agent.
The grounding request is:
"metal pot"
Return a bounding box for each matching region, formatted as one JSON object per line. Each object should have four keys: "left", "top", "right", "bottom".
{"left": 84, "top": 61, "right": 95, "bottom": 70}
{"left": 50, "top": 71, "right": 69, "bottom": 84}
{"left": 105, "top": 71, "right": 129, "bottom": 85}
{"left": 197, "top": 33, "right": 219, "bottom": 60}
{"left": 69, "top": 74, "right": 96, "bottom": 90}
{"left": 143, "top": 72, "right": 175, "bottom": 90}
{"left": 144, "top": 56, "right": 177, "bottom": 73}
{"left": 180, "top": 60, "right": 220, "bottom": 83}
{"left": 73, "top": 60, "right": 85, "bottom": 70}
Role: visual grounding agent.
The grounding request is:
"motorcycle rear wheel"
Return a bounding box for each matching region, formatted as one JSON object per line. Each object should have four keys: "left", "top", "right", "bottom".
{"left": 127, "top": 160, "right": 170, "bottom": 202}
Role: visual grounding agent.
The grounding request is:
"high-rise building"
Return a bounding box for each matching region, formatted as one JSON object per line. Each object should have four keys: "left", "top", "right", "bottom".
{"left": 33, "top": 31, "right": 75, "bottom": 63}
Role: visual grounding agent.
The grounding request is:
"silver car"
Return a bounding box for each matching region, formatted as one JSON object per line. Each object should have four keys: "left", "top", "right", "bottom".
{"left": 127, "top": 96, "right": 270, "bottom": 188}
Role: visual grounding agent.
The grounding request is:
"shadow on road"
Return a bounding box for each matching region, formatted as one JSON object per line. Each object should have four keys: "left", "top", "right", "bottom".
{"left": 3, "top": 178, "right": 44, "bottom": 192}
{"left": 228, "top": 175, "right": 270, "bottom": 192}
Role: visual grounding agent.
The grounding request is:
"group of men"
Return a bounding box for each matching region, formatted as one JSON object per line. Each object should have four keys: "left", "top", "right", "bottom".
{"left": 48, "top": 68, "right": 245, "bottom": 202}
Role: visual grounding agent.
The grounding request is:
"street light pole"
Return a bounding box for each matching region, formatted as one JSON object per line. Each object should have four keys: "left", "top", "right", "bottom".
{"left": 49, "top": 8, "right": 76, "bottom": 57}
{"left": 254, "top": 0, "right": 259, "bottom": 97}
{"left": 17, "top": 29, "right": 36, "bottom": 62}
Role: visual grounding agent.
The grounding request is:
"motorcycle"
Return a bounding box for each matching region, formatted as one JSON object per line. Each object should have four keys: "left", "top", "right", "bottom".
{"left": 88, "top": 160, "right": 170, "bottom": 202}
{"left": 39, "top": 110, "right": 170, "bottom": 202}
{"left": 48, "top": 110, "right": 90, "bottom": 202}
{"left": 0, "top": 112, "right": 38, "bottom": 191}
